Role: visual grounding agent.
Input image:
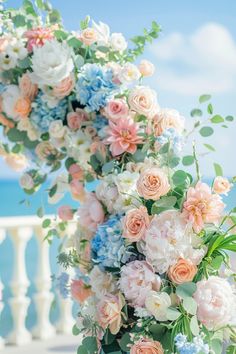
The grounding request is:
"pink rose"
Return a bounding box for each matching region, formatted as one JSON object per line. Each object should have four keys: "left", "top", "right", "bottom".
{"left": 69, "top": 163, "right": 84, "bottom": 180}
{"left": 136, "top": 168, "right": 170, "bottom": 201}
{"left": 80, "top": 28, "right": 98, "bottom": 46}
{"left": 130, "top": 338, "right": 164, "bottom": 354}
{"left": 194, "top": 276, "right": 236, "bottom": 330}
{"left": 70, "top": 180, "right": 85, "bottom": 202}
{"left": 52, "top": 74, "right": 75, "bottom": 99}
{"left": 128, "top": 86, "right": 159, "bottom": 118}
{"left": 58, "top": 205, "right": 74, "bottom": 221}
{"left": 119, "top": 261, "right": 161, "bottom": 307}
{"left": 77, "top": 193, "right": 105, "bottom": 232}
{"left": 67, "top": 109, "right": 89, "bottom": 130}
{"left": 138, "top": 60, "right": 155, "bottom": 77}
{"left": 19, "top": 73, "right": 38, "bottom": 100}
{"left": 71, "top": 279, "right": 93, "bottom": 303}
{"left": 182, "top": 181, "right": 225, "bottom": 233}
{"left": 213, "top": 176, "right": 232, "bottom": 195}
{"left": 97, "top": 293, "right": 125, "bottom": 335}
{"left": 104, "top": 98, "right": 129, "bottom": 120}
{"left": 123, "top": 206, "right": 150, "bottom": 241}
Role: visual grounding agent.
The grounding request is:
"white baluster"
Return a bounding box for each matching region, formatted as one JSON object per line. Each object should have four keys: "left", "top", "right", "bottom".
{"left": 7, "top": 227, "right": 32, "bottom": 345}
{"left": 0, "top": 229, "right": 6, "bottom": 350}
{"left": 32, "top": 226, "right": 55, "bottom": 339}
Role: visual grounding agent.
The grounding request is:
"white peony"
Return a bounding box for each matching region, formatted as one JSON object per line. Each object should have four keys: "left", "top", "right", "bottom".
{"left": 89, "top": 266, "right": 117, "bottom": 299}
{"left": 30, "top": 39, "right": 74, "bottom": 86}
{"left": 110, "top": 33, "right": 127, "bottom": 52}
{"left": 143, "top": 210, "right": 204, "bottom": 274}
{"left": 49, "top": 120, "right": 67, "bottom": 139}
{"left": 145, "top": 291, "right": 171, "bottom": 321}
{"left": 1, "top": 85, "right": 20, "bottom": 120}
{"left": 119, "top": 63, "right": 141, "bottom": 83}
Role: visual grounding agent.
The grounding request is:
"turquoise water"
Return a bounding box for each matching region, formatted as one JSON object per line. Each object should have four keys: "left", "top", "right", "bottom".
{"left": 0, "top": 178, "right": 236, "bottom": 338}
{"left": 0, "top": 179, "right": 97, "bottom": 338}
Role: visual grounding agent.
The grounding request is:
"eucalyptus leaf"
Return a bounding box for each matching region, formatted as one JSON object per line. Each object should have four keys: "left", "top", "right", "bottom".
{"left": 199, "top": 126, "right": 214, "bottom": 137}
{"left": 211, "top": 115, "right": 224, "bottom": 124}
{"left": 176, "top": 282, "right": 197, "bottom": 299}
{"left": 183, "top": 297, "right": 197, "bottom": 315}
{"left": 182, "top": 155, "right": 194, "bottom": 166}
{"left": 190, "top": 108, "right": 202, "bottom": 117}
{"left": 119, "top": 332, "right": 132, "bottom": 352}
{"left": 172, "top": 170, "right": 188, "bottom": 186}
{"left": 199, "top": 94, "right": 211, "bottom": 103}
{"left": 153, "top": 196, "right": 177, "bottom": 209}
{"left": 190, "top": 316, "right": 200, "bottom": 336}
{"left": 214, "top": 163, "right": 223, "bottom": 176}
{"left": 166, "top": 307, "right": 181, "bottom": 320}
{"left": 204, "top": 143, "right": 215, "bottom": 152}
{"left": 42, "top": 218, "right": 51, "bottom": 228}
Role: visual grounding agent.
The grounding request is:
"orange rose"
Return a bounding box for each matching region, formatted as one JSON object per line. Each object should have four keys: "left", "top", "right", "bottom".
{"left": 71, "top": 279, "right": 93, "bottom": 303}
{"left": 136, "top": 167, "right": 170, "bottom": 201}
{"left": 19, "top": 73, "right": 38, "bottom": 100}
{"left": 168, "top": 258, "right": 197, "bottom": 285}
{"left": 0, "top": 113, "right": 14, "bottom": 129}
{"left": 123, "top": 206, "right": 150, "bottom": 241}
{"left": 14, "top": 97, "right": 31, "bottom": 118}
{"left": 52, "top": 74, "right": 75, "bottom": 99}
{"left": 130, "top": 338, "right": 164, "bottom": 354}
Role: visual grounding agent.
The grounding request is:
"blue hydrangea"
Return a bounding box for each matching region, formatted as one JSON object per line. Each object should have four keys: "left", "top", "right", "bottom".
{"left": 175, "top": 334, "right": 210, "bottom": 354}
{"left": 76, "top": 64, "right": 118, "bottom": 112}
{"left": 92, "top": 114, "right": 108, "bottom": 138}
{"left": 56, "top": 272, "right": 70, "bottom": 299}
{"left": 30, "top": 92, "right": 68, "bottom": 132}
{"left": 91, "top": 215, "right": 125, "bottom": 268}
{"left": 156, "top": 128, "right": 184, "bottom": 155}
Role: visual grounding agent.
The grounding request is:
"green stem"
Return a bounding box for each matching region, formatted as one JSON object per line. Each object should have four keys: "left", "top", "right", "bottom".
{"left": 193, "top": 141, "right": 201, "bottom": 181}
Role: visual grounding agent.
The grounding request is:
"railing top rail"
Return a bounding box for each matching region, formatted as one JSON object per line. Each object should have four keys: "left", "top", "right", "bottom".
{"left": 0, "top": 215, "right": 54, "bottom": 228}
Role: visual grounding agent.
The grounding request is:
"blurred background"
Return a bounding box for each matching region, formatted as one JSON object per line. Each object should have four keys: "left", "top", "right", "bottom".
{"left": 0, "top": 0, "right": 236, "bottom": 352}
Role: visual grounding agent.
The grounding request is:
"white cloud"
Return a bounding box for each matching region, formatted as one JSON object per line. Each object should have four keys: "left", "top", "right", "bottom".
{"left": 150, "top": 23, "right": 236, "bottom": 95}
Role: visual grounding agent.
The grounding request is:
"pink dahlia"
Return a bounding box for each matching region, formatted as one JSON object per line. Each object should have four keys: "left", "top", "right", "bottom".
{"left": 24, "top": 27, "right": 54, "bottom": 52}
{"left": 182, "top": 181, "right": 225, "bottom": 233}
{"left": 105, "top": 117, "right": 142, "bottom": 156}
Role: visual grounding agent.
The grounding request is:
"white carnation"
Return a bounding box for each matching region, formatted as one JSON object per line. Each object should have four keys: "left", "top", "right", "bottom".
{"left": 30, "top": 39, "right": 74, "bottom": 86}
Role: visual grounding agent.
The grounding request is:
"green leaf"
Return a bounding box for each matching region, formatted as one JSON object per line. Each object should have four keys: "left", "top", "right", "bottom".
{"left": 149, "top": 324, "right": 166, "bottom": 340}
{"left": 75, "top": 55, "right": 85, "bottom": 69}
{"left": 119, "top": 332, "right": 132, "bottom": 352}
{"left": 225, "top": 115, "right": 234, "bottom": 122}
{"left": 176, "top": 282, "right": 197, "bottom": 299}
{"left": 132, "top": 149, "right": 146, "bottom": 162}
{"left": 172, "top": 170, "right": 188, "bottom": 186}
{"left": 82, "top": 337, "right": 98, "bottom": 353}
{"left": 153, "top": 196, "right": 177, "bottom": 209}
{"left": 77, "top": 347, "right": 88, "bottom": 354}
{"left": 210, "top": 255, "right": 223, "bottom": 270}
{"left": 65, "top": 157, "right": 76, "bottom": 171}
{"left": 214, "top": 163, "right": 223, "bottom": 176}
{"left": 204, "top": 143, "right": 215, "bottom": 152}
{"left": 199, "top": 126, "right": 214, "bottom": 137}
{"left": 54, "top": 30, "right": 68, "bottom": 41}
{"left": 48, "top": 9, "right": 61, "bottom": 24}
{"left": 42, "top": 218, "right": 51, "bottom": 228}
{"left": 211, "top": 339, "right": 223, "bottom": 354}
{"left": 102, "top": 161, "right": 115, "bottom": 174}
{"left": 190, "top": 316, "right": 200, "bottom": 336}
{"left": 72, "top": 324, "right": 80, "bottom": 336}
{"left": 7, "top": 128, "right": 25, "bottom": 142}
{"left": 158, "top": 142, "right": 170, "bottom": 154}
{"left": 182, "top": 155, "right": 194, "bottom": 166}
{"left": 207, "top": 103, "right": 213, "bottom": 114}
{"left": 190, "top": 108, "right": 203, "bottom": 118}
{"left": 37, "top": 206, "right": 44, "bottom": 218}
{"left": 97, "top": 46, "right": 110, "bottom": 53}
{"left": 18, "top": 57, "right": 31, "bottom": 69}
{"left": 49, "top": 184, "right": 57, "bottom": 198}
{"left": 12, "top": 14, "right": 26, "bottom": 27}
{"left": 183, "top": 297, "right": 197, "bottom": 315}
{"left": 199, "top": 94, "right": 211, "bottom": 103}
{"left": 67, "top": 37, "right": 83, "bottom": 49}
{"left": 35, "top": 0, "right": 44, "bottom": 9}
{"left": 169, "top": 156, "right": 180, "bottom": 168}
{"left": 211, "top": 115, "right": 224, "bottom": 123}
{"left": 166, "top": 307, "right": 181, "bottom": 321}
{"left": 226, "top": 345, "right": 236, "bottom": 354}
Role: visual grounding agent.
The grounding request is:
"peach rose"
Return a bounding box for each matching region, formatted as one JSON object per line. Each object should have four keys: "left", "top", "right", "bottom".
{"left": 70, "top": 179, "right": 86, "bottom": 202}
{"left": 80, "top": 28, "right": 98, "bottom": 46}
{"left": 97, "top": 293, "right": 125, "bottom": 335}
{"left": 130, "top": 338, "right": 164, "bottom": 354}
{"left": 71, "top": 279, "right": 93, "bottom": 303}
{"left": 213, "top": 176, "right": 232, "bottom": 195}
{"left": 138, "top": 60, "right": 155, "bottom": 77}
{"left": 104, "top": 98, "right": 129, "bottom": 121}
{"left": 67, "top": 109, "right": 89, "bottom": 130}
{"left": 152, "top": 108, "right": 185, "bottom": 137}
{"left": 19, "top": 73, "right": 38, "bottom": 100}
{"left": 52, "top": 74, "right": 75, "bottom": 99}
{"left": 14, "top": 97, "right": 31, "bottom": 118}
{"left": 69, "top": 163, "right": 84, "bottom": 180}
{"left": 0, "top": 113, "right": 14, "bottom": 129}
{"left": 5, "top": 153, "right": 28, "bottom": 171}
{"left": 123, "top": 206, "right": 150, "bottom": 241}
{"left": 58, "top": 205, "right": 74, "bottom": 221}
{"left": 128, "top": 86, "right": 159, "bottom": 118}
{"left": 168, "top": 258, "right": 197, "bottom": 285}
{"left": 136, "top": 168, "right": 170, "bottom": 201}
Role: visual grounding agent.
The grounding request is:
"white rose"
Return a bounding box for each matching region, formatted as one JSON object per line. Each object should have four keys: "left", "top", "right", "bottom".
{"left": 119, "top": 63, "right": 141, "bottom": 83}
{"left": 49, "top": 120, "right": 66, "bottom": 139}
{"left": 1, "top": 85, "right": 20, "bottom": 120}
{"left": 19, "top": 173, "right": 34, "bottom": 190}
{"left": 110, "top": 33, "right": 127, "bottom": 52}
{"left": 138, "top": 59, "right": 155, "bottom": 77}
{"left": 145, "top": 291, "right": 171, "bottom": 321}
{"left": 30, "top": 39, "right": 74, "bottom": 86}
{"left": 90, "top": 266, "right": 117, "bottom": 299}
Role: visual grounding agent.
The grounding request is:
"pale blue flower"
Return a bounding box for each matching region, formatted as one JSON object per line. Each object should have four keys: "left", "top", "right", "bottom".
{"left": 76, "top": 64, "right": 118, "bottom": 112}
{"left": 175, "top": 333, "right": 210, "bottom": 354}
{"left": 91, "top": 215, "right": 125, "bottom": 268}
{"left": 156, "top": 128, "right": 184, "bottom": 155}
{"left": 56, "top": 272, "right": 70, "bottom": 299}
{"left": 30, "top": 92, "right": 68, "bottom": 132}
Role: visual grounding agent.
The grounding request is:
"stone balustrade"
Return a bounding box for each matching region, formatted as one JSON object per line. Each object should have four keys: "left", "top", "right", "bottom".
{"left": 0, "top": 215, "right": 76, "bottom": 350}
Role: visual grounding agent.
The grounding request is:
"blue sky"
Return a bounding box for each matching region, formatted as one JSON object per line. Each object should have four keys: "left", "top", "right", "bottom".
{"left": 1, "top": 0, "right": 236, "bottom": 178}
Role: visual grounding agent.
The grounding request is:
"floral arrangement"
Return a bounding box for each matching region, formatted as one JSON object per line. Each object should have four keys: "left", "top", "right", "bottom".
{"left": 0, "top": 1, "right": 236, "bottom": 353}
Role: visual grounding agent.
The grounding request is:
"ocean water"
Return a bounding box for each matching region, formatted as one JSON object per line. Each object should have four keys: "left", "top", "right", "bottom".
{"left": 0, "top": 178, "right": 236, "bottom": 338}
